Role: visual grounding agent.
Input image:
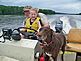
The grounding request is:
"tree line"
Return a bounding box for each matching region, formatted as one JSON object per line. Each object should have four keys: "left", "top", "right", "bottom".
{"left": 0, "top": 5, "right": 55, "bottom": 15}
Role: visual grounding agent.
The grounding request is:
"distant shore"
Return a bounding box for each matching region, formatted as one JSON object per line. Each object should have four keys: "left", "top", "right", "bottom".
{"left": 0, "top": 5, "right": 81, "bottom": 15}
{"left": 0, "top": 5, "right": 55, "bottom": 15}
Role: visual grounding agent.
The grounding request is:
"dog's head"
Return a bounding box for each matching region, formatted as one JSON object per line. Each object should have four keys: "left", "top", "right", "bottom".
{"left": 37, "top": 27, "right": 54, "bottom": 42}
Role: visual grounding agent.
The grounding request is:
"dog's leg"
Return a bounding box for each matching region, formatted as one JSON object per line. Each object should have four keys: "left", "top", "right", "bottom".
{"left": 49, "top": 56, "right": 54, "bottom": 61}
{"left": 52, "top": 56, "right": 57, "bottom": 61}
{"left": 45, "top": 54, "right": 50, "bottom": 61}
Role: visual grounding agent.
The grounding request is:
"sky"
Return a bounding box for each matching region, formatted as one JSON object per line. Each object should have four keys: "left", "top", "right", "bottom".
{"left": 0, "top": 0, "right": 81, "bottom": 13}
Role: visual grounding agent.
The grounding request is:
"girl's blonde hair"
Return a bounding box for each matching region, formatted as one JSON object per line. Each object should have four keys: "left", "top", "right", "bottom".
{"left": 30, "top": 8, "right": 38, "bottom": 13}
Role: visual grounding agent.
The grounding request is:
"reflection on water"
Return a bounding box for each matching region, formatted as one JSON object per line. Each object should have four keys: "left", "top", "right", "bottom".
{"left": 0, "top": 15, "right": 81, "bottom": 31}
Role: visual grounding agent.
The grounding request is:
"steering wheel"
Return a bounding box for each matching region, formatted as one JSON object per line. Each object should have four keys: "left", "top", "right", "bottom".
{"left": 18, "top": 27, "right": 37, "bottom": 32}
{"left": 17, "top": 27, "right": 38, "bottom": 40}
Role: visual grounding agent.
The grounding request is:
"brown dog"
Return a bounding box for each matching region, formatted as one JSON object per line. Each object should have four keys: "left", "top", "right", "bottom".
{"left": 37, "top": 27, "right": 66, "bottom": 61}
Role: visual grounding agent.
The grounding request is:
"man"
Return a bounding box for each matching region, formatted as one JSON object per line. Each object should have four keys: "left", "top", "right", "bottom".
{"left": 23, "top": 6, "right": 32, "bottom": 25}
{"left": 20, "top": 6, "right": 49, "bottom": 39}
{"left": 23, "top": 6, "right": 32, "bottom": 17}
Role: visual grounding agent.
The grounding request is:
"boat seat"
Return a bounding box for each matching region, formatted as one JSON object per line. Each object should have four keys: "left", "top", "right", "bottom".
{"left": 66, "top": 43, "right": 81, "bottom": 52}
{"left": 66, "top": 28, "right": 81, "bottom": 61}
{"left": 67, "top": 28, "right": 81, "bottom": 43}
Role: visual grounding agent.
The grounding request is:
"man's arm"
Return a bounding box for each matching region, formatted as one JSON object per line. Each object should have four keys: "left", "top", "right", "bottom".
{"left": 38, "top": 13, "right": 50, "bottom": 28}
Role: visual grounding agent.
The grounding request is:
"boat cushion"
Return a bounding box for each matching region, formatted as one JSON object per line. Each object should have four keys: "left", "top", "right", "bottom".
{"left": 67, "top": 28, "right": 81, "bottom": 43}
{"left": 66, "top": 43, "right": 81, "bottom": 53}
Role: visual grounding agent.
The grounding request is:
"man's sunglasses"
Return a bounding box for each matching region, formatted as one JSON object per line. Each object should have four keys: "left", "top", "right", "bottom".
{"left": 23, "top": 10, "right": 29, "bottom": 12}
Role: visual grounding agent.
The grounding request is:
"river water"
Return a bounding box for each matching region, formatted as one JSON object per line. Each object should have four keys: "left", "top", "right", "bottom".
{"left": 0, "top": 15, "right": 81, "bottom": 31}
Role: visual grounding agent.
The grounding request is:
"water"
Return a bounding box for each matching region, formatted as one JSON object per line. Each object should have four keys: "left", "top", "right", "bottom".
{"left": 0, "top": 15, "right": 25, "bottom": 30}
{"left": 0, "top": 15, "right": 81, "bottom": 31}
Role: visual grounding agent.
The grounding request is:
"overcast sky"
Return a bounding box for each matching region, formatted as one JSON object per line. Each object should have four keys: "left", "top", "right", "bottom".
{"left": 0, "top": 0, "right": 81, "bottom": 13}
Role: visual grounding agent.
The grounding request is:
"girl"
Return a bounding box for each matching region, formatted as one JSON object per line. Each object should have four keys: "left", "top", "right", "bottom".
{"left": 25, "top": 8, "right": 43, "bottom": 33}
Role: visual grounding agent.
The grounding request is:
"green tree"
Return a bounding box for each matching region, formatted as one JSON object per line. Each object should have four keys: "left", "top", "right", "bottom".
{"left": 0, "top": 5, "right": 55, "bottom": 15}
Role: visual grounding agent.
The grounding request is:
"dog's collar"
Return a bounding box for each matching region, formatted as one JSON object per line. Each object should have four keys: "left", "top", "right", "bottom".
{"left": 47, "top": 41, "right": 54, "bottom": 46}
{"left": 43, "top": 40, "right": 54, "bottom": 47}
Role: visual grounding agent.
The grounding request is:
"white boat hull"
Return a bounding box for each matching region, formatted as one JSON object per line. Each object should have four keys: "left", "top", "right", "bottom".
{"left": 0, "top": 39, "right": 43, "bottom": 61}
